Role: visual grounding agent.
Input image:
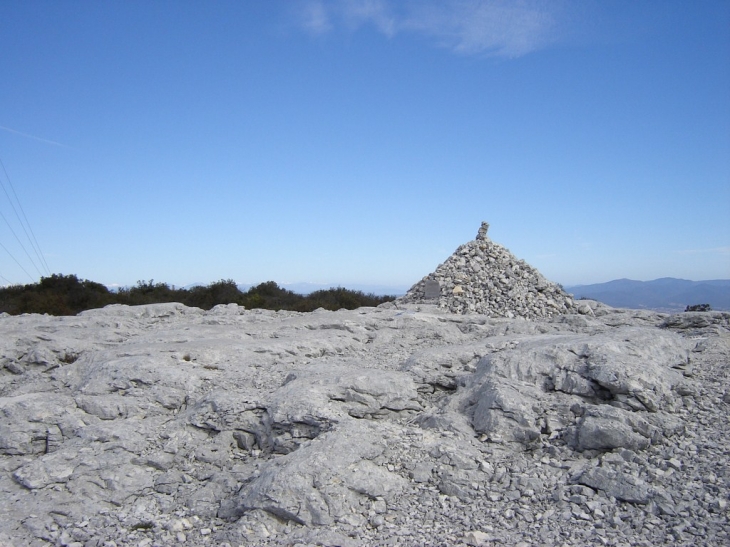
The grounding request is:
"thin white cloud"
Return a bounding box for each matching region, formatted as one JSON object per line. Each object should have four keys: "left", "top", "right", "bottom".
{"left": 295, "top": 0, "right": 570, "bottom": 57}
{"left": 402, "top": 0, "right": 559, "bottom": 57}
{"left": 297, "top": 0, "right": 397, "bottom": 37}
{"left": 0, "top": 125, "right": 69, "bottom": 148}
{"left": 299, "top": 1, "right": 333, "bottom": 35}
{"left": 341, "top": 0, "right": 397, "bottom": 36}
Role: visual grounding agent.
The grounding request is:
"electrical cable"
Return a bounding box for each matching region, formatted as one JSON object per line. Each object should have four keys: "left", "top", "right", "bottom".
{"left": 0, "top": 156, "right": 51, "bottom": 275}
{"left": 0, "top": 208, "right": 43, "bottom": 277}
{"left": 0, "top": 239, "right": 35, "bottom": 283}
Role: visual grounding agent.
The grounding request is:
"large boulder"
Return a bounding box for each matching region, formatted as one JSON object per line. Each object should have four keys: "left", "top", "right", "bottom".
{"left": 419, "top": 327, "right": 689, "bottom": 450}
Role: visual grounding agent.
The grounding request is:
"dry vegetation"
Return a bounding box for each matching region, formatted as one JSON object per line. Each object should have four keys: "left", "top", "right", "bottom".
{"left": 0, "top": 274, "right": 395, "bottom": 316}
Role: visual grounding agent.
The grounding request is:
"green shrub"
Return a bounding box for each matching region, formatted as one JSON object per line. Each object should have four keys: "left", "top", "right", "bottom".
{"left": 0, "top": 275, "right": 396, "bottom": 315}
{"left": 0, "top": 274, "right": 114, "bottom": 315}
{"left": 185, "top": 279, "right": 245, "bottom": 309}
{"left": 685, "top": 304, "right": 711, "bottom": 312}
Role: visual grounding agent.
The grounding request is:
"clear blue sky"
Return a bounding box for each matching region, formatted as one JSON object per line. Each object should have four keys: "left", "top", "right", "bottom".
{"left": 1, "top": 0, "right": 728, "bottom": 289}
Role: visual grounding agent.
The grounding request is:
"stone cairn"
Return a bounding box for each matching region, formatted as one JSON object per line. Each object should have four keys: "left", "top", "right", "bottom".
{"left": 399, "top": 222, "right": 575, "bottom": 318}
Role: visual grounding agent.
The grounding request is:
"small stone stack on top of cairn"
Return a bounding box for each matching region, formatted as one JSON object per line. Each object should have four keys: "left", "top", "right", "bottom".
{"left": 399, "top": 222, "right": 574, "bottom": 319}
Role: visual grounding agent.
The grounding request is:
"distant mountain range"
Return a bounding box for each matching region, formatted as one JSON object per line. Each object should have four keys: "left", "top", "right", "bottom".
{"left": 565, "top": 278, "right": 730, "bottom": 312}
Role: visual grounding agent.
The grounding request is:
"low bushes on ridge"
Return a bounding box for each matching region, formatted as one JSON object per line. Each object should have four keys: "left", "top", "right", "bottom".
{"left": 0, "top": 274, "right": 395, "bottom": 316}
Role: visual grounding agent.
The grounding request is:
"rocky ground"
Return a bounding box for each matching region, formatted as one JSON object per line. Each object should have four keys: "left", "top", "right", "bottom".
{"left": 0, "top": 299, "right": 728, "bottom": 547}
{"left": 400, "top": 222, "right": 575, "bottom": 318}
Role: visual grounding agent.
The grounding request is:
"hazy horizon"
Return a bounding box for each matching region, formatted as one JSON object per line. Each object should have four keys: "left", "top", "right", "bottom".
{"left": 4, "top": 273, "right": 730, "bottom": 297}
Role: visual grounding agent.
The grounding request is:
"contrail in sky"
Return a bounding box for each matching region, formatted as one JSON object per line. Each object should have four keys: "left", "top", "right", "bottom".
{"left": 0, "top": 125, "right": 69, "bottom": 148}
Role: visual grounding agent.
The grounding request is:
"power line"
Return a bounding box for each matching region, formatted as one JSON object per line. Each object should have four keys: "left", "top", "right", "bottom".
{"left": 0, "top": 207, "right": 43, "bottom": 277}
{"left": 0, "top": 156, "right": 51, "bottom": 276}
{"left": 0, "top": 239, "right": 35, "bottom": 283}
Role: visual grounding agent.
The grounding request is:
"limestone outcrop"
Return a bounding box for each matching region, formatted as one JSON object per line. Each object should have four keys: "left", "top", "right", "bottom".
{"left": 400, "top": 222, "right": 575, "bottom": 318}
{"left": 1, "top": 301, "right": 728, "bottom": 546}
{"left": 0, "top": 227, "right": 729, "bottom": 546}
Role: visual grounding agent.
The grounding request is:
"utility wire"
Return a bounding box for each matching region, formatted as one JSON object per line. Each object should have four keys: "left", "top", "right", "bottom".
{"left": 0, "top": 240, "right": 35, "bottom": 283}
{"left": 0, "top": 156, "right": 51, "bottom": 275}
{"left": 0, "top": 208, "right": 43, "bottom": 277}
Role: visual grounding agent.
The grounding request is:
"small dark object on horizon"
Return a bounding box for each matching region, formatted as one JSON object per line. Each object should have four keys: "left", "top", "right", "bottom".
{"left": 685, "top": 303, "right": 712, "bottom": 312}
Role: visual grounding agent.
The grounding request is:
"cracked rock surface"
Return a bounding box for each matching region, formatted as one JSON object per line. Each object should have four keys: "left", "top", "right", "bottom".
{"left": 1, "top": 301, "right": 728, "bottom": 546}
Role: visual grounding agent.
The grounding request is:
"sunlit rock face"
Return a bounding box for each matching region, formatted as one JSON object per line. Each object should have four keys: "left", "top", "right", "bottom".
{"left": 0, "top": 231, "right": 729, "bottom": 546}
{"left": 400, "top": 222, "right": 575, "bottom": 318}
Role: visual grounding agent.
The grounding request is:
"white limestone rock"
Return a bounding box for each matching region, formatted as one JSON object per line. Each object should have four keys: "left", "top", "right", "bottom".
{"left": 0, "top": 254, "right": 728, "bottom": 545}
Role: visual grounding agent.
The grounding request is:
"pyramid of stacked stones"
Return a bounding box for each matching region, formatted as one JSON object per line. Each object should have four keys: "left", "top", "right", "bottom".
{"left": 399, "top": 222, "right": 575, "bottom": 318}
